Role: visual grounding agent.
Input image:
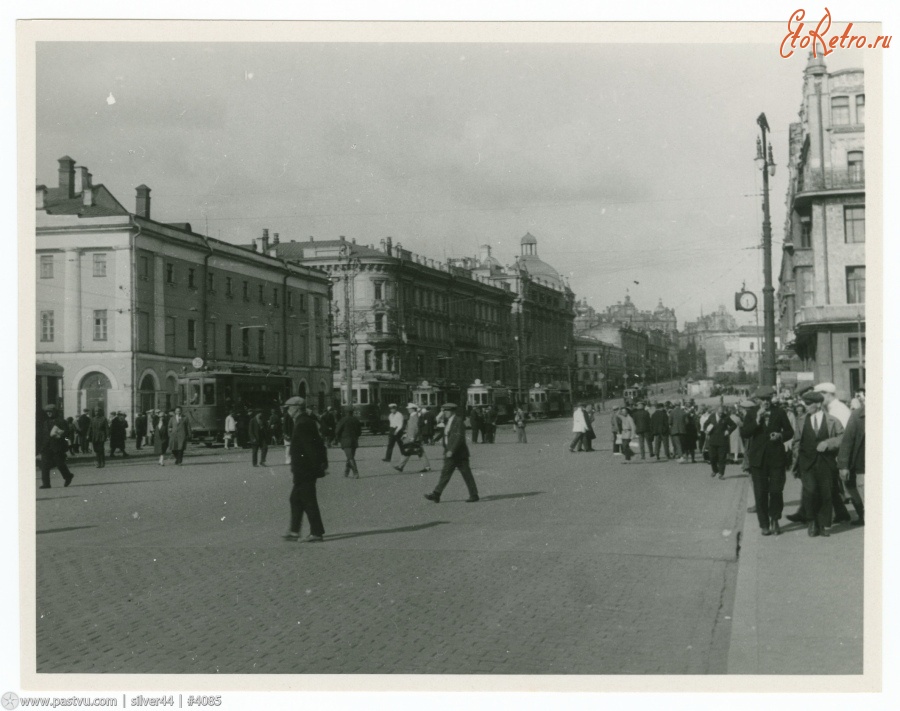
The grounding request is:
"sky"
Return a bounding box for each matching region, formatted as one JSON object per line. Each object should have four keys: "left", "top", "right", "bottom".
{"left": 35, "top": 35, "right": 868, "bottom": 326}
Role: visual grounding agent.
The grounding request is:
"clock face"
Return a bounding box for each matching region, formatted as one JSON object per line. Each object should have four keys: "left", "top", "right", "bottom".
{"left": 739, "top": 292, "right": 757, "bottom": 311}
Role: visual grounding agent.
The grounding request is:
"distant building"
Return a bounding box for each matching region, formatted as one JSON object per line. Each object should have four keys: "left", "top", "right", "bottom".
{"left": 36, "top": 156, "right": 332, "bottom": 419}
{"left": 680, "top": 306, "right": 769, "bottom": 379}
{"left": 602, "top": 293, "right": 678, "bottom": 333}
{"left": 777, "top": 55, "right": 866, "bottom": 398}
{"left": 573, "top": 335, "right": 624, "bottom": 400}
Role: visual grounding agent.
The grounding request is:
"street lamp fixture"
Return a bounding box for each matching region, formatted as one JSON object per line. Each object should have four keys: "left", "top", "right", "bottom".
{"left": 756, "top": 111, "right": 777, "bottom": 387}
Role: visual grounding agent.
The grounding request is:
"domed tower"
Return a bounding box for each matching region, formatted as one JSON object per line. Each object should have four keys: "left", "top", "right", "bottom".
{"left": 521, "top": 232, "right": 538, "bottom": 257}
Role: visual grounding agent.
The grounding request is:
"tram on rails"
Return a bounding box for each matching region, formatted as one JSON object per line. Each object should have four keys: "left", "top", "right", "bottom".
{"left": 36, "top": 361, "right": 64, "bottom": 453}
{"left": 177, "top": 369, "right": 293, "bottom": 444}
{"left": 333, "top": 377, "right": 410, "bottom": 433}
{"left": 411, "top": 380, "right": 446, "bottom": 410}
{"left": 466, "top": 379, "right": 514, "bottom": 423}
{"left": 527, "top": 384, "right": 570, "bottom": 418}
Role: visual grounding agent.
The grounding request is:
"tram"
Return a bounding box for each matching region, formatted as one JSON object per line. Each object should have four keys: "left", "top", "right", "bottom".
{"left": 177, "top": 369, "right": 293, "bottom": 443}
{"left": 411, "top": 380, "right": 445, "bottom": 410}
{"left": 333, "top": 376, "right": 410, "bottom": 433}
{"left": 623, "top": 386, "right": 647, "bottom": 405}
{"left": 466, "top": 379, "right": 514, "bottom": 423}
{"left": 528, "top": 384, "right": 568, "bottom": 419}
{"left": 36, "top": 361, "right": 64, "bottom": 453}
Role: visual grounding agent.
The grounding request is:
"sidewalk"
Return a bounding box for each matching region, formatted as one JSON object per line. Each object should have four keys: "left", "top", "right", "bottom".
{"left": 727, "top": 474, "right": 864, "bottom": 674}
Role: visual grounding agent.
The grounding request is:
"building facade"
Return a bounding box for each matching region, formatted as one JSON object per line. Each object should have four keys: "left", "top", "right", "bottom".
{"left": 777, "top": 56, "right": 866, "bottom": 398}
{"left": 36, "top": 157, "right": 332, "bottom": 420}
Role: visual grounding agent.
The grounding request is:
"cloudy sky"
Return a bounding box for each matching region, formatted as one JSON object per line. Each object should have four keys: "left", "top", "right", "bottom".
{"left": 36, "top": 35, "right": 868, "bottom": 325}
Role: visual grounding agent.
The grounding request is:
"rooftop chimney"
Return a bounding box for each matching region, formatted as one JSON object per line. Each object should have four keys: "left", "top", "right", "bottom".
{"left": 36, "top": 185, "right": 47, "bottom": 210}
{"left": 380, "top": 238, "right": 387, "bottom": 252}
{"left": 261, "top": 228, "right": 270, "bottom": 253}
{"left": 83, "top": 186, "right": 94, "bottom": 207}
{"left": 58, "top": 156, "right": 76, "bottom": 198}
{"left": 75, "top": 166, "right": 92, "bottom": 194}
{"left": 339, "top": 235, "right": 345, "bottom": 241}
{"left": 251, "top": 241, "right": 258, "bottom": 252}
{"left": 386, "top": 236, "right": 393, "bottom": 256}
{"left": 272, "top": 232, "right": 280, "bottom": 245}
{"left": 135, "top": 185, "right": 151, "bottom": 219}
{"left": 351, "top": 237, "right": 356, "bottom": 245}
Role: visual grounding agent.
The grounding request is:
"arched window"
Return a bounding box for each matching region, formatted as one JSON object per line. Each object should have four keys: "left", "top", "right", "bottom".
{"left": 79, "top": 371, "right": 112, "bottom": 415}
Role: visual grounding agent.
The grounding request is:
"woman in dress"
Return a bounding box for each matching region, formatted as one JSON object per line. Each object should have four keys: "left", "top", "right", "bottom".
{"left": 154, "top": 410, "right": 170, "bottom": 465}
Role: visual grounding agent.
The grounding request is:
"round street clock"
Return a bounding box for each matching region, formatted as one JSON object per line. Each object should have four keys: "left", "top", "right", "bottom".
{"left": 738, "top": 291, "right": 758, "bottom": 311}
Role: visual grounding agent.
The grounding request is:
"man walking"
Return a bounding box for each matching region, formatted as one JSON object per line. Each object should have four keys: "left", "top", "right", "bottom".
{"left": 569, "top": 403, "right": 588, "bottom": 453}
{"left": 282, "top": 396, "right": 328, "bottom": 543}
{"left": 38, "top": 404, "right": 74, "bottom": 489}
{"left": 610, "top": 406, "right": 622, "bottom": 454}
{"left": 514, "top": 405, "right": 527, "bottom": 443}
{"left": 741, "top": 386, "right": 794, "bottom": 535}
{"left": 650, "top": 402, "right": 671, "bottom": 460}
{"left": 224, "top": 411, "right": 237, "bottom": 449}
{"left": 469, "top": 406, "right": 483, "bottom": 444}
{"left": 425, "top": 403, "right": 480, "bottom": 503}
{"left": 669, "top": 400, "right": 687, "bottom": 462}
{"left": 632, "top": 401, "right": 652, "bottom": 460}
{"left": 282, "top": 405, "right": 294, "bottom": 465}
{"left": 395, "top": 404, "right": 432, "bottom": 473}
{"left": 77, "top": 408, "right": 91, "bottom": 454}
{"left": 320, "top": 406, "right": 337, "bottom": 447}
{"left": 704, "top": 404, "right": 736, "bottom": 479}
{"left": 791, "top": 391, "right": 844, "bottom": 537}
{"left": 249, "top": 409, "right": 269, "bottom": 467}
{"left": 109, "top": 412, "right": 128, "bottom": 457}
{"left": 837, "top": 402, "right": 866, "bottom": 525}
{"left": 383, "top": 403, "right": 405, "bottom": 462}
{"left": 88, "top": 406, "right": 109, "bottom": 468}
{"left": 135, "top": 411, "right": 147, "bottom": 450}
{"left": 814, "top": 381, "right": 853, "bottom": 523}
{"left": 334, "top": 406, "right": 362, "bottom": 478}
{"left": 168, "top": 406, "right": 192, "bottom": 465}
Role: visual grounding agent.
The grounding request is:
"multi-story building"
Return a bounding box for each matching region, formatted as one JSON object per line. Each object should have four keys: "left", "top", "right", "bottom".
{"left": 271, "top": 236, "right": 516, "bottom": 402}
{"left": 777, "top": 55, "right": 866, "bottom": 398}
{"left": 601, "top": 294, "right": 678, "bottom": 334}
{"left": 36, "top": 156, "right": 332, "bottom": 420}
{"left": 572, "top": 335, "right": 625, "bottom": 400}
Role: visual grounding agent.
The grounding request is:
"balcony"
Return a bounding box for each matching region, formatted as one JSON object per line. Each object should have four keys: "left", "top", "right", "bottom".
{"left": 795, "top": 169, "right": 864, "bottom": 198}
{"left": 794, "top": 304, "right": 865, "bottom": 329}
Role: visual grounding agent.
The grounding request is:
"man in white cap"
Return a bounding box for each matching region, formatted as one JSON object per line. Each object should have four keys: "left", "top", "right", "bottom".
{"left": 814, "top": 382, "right": 851, "bottom": 427}
{"left": 395, "top": 403, "right": 432, "bottom": 473}
{"left": 282, "top": 396, "right": 328, "bottom": 543}
{"left": 424, "top": 403, "right": 479, "bottom": 503}
{"left": 382, "top": 403, "right": 405, "bottom": 462}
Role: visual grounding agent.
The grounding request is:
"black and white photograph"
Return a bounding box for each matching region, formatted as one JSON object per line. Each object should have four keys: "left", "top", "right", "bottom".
{"left": 9, "top": 2, "right": 894, "bottom": 706}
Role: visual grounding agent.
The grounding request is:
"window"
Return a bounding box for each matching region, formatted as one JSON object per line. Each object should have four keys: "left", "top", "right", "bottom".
{"left": 165, "top": 317, "right": 176, "bottom": 354}
{"left": 225, "top": 277, "right": 233, "bottom": 297}
{"left": 799, "top": 215, "right": 812, "bottom": 249}
{"left": 317, "top": 336, "right": 324, "bottom": 366}
{"left": 40, "top": 310, "right": 54, "bottom": 342}
{"left": 242, "top": 281, "right": 249, "bottom": 300}
{"left": 93, "top": 310, "right": 108, "bottom": 341}
{"left": 299, "top": 293, "right": 307, "bottom": 312}
{"left": 166, "top": 263, "right": 175, "bottom": 284}
{"left": 139, "top": 255, "right": 149, "bottom": 279}
{"left": 287, "top": 291, "right": 293, "bottom": 309}
{"left": 273, "top": 288, "right": 279, "bottom": 307}
{"left": 203, "top": 382, "right": 216, "bottom": 406}
{"left": 844, "top": 206, "right": 865, "bottom": 243}
{"left": 831, "top": 96, "right": 850, "bottom": 125}
{"left": 846, "top": 266, "right": 865, "bottom": 304}
{"left": 258, "top": 285, "right": 265, "bottom": 303}
{"left": 188, "top": 268, "right": 196, "bottom": 288}
{"left": 137, "top": 311, "right": 150, "bottom": 351}
{"left": 375, "top": 313, "right": 385, "bottom": 333}
{"left": 856, "top": 94, "right": 865, "bottom": 124}
{"left": 848, "top": 337, "right": 866, "bottom": 359}
{"left": 749, "top": 342, "right": 755, "bottom": 350}
{"left": 205, "top": 323, "right": 216, "bottom": 357}
{"left": 257, "top": 330, "right": 266, "bottom": 361}
{"left": 242, "top": 328, "right": 250, "bottom": 357}
{"left": 92, "top": 253, "right": 107, "bottom": 277}
{"left": 40, "top": 255, "right": 53, "bottom": 279}
{"left": 364, "top": 350, "right": 373, "bottom": 371}
{"left": 225, "top": 324, "right": 233, "bottom": 355}
{"left": 187, "top": 319, "right": 196, "bottom": 349}
{"left": 796, "top": 267, "right": 815, "bottom": 307}
{"left": 298, "top": 335, "right": 307, "bottom": 364}
{"left": 848, "top": 151, "right": 864, "bottom": 183}
{"left": 207, "top": 272, "right": 215, "bottom": 292}
{"left": 374, "top": 282, "right": 383, "bottom": 300}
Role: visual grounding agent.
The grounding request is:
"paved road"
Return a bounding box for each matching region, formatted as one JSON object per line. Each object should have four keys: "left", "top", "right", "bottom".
{"left": 36, "top": 419, "right": 747, "bottom": 674}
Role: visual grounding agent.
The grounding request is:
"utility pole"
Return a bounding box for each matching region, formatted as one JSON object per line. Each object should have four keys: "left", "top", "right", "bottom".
{"left": 757, "top": 112, "right": 777, "bottom": 387}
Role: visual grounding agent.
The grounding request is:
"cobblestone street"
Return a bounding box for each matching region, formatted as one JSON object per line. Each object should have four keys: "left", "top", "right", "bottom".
{"left": 36, "top": 419, "right": 747, "bottom": 674}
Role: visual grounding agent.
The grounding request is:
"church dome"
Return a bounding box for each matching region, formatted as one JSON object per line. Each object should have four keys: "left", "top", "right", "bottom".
{"left": 517, "top": 232, "right": 563, "bottom": 288}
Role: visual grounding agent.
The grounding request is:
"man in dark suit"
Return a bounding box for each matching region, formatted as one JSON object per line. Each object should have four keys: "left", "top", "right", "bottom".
{"left": 77, "top": 409, "right": 92, "bottom": 454}
{"left": 334, "top": 406, "right": 362, "bottom": 478}
{"left": 669, "top": 401, "right": 687, "bottom": 462}
{"left": 704, "top": 404, "right": 737, "bottom": 479}
{"left": 38, "top": 405, "right": 74, "bottom": 489}
{"left": 282, "top": 396, "right": 328, "bottom": 542}
{"left": 135, "top": 411, "right": 147, "bottom": 450}
{"left": 741, "top": 386, "right": 794, "bottom": 535}
{"left": 650, "top": 403, "right": 671, "bottom": 460}
{"left": 167, "top": 406, "right": 192, "bottom": 465}
{"left": 632, "top": 402, "right": 652, "bottom": 460}
{"left": 425, "top": 403, "right": 480, "bottom": 503}
{"left": 837, "top": 403, "right": 865, "bottom": 525}
{"left": 248, "top": 410, "right": 270, "bottom": 467}
{"left": 88, "top": 407, "right": 109, "bottom": 468}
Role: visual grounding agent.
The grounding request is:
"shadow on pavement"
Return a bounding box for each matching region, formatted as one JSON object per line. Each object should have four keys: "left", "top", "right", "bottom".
{"left": 36, "top": 495, "right": 81, "bottom": 501}
{"left": 71, "top": 480, "right": 156, "bottom": 487}
{"left": 326, "top": 520, "right": 451, "bottom": 541}
{"left": 478, "top": 491, "right": 546, "bottom": 503}
{"left": 37, "top": 525, "right": 98, "bottom": 535}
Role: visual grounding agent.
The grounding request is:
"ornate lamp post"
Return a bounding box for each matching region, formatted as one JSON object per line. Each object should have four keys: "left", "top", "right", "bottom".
{"left": 756, "top": 112, "right": 778, "bottom": 387}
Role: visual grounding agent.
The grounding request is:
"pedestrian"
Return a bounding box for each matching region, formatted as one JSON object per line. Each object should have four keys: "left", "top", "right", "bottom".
{"left": 650, "top": 402, "right": 671, "bottom": 460}
{"left": 319, "top": 406, "right": 337, "bottom": 447}
{"left": 282, "top": 405, "right": 294, "bottom": 465}
{"left": 109, "top": 412, "right": 128, "bottom": 457}
{"left": 420, "top": 406, "right": 436, "bottom": 444}
{"left": 741, "top": 386, "right": 794, "bottom": 536}
{"left": 334, "top": 406, "right": 362, "bottom": 478}
{"left": 569, "top": 403, "right": 588, "bottom": 453}
{"left": 619, "top": 407, "right": 636, "bottom": 463}
{"left": 135, "top": 411, "right": 147, "bottom": 450}
{"left": 813, "top": 382, "right": 851, "bottom": 427}
{"left": 148, "top": 410, "right": 159, "bottom": 448}
{"left": 704, "top": 404, "right": 736, "bottom": 479}
{"left": 632, "top": 401, "right": 653, "bottom": 460}
{"left": 790, "top": 390, "right": 845, "bottom": 538}
{"left": 581, "top": 404, "right": 596, "bottom": 451}
{"left": 37, "top": 404, "right": 74, "bottom": 489}
{"left": 395, "top": 404, "right": 432, "bottom": 473}
{"left": 610, "top": 406, "right": 622, "bottom": 454}
{"left": 669, "top": 400, "right": 687, "bottom": 462}
{"left": 224, "top": 411, "right": 237, "bottom": 449}
{"left": 236, "top": 409, "right": 249, "bottom": 449}
{"left": 88, "top": 406, "right": 109, "bottom": 468}
{"left": 63, "top": 416, "right": 76, "bottom": 454}
{"left": 167, "top": 406, "right": 192, "bottom": 465}
{"left": 269, "top": 409, "right": 283, "bottom": 446}
{"left": 484, "top": 405, "right": 498, "bottom": 444}
{"left": 382, "top": 403, "right": 405, "bottom": 462}
{"left": 514, "top": 405, "right": 527, "bottom": 443}
{"left": 469, "top": 406, "right": 483, "bottom": 444}
{"left": 154, "top": 410, "right": 170, "bottom": 465}
{"left": 683, "top": 406, "right": 699, "bottom": 463}
{"left": 282, "top": 396, "right": 328, "bottom": 543}
{"left": 836, "top": 402, "right": 866, "bottom": 526}
{"left": 249, "top": 409, "right": 269, "bottom": 467}
{"left": 424, "top": 403, "right": 480, "bottom": 503}
{"left": 697, "top": 405, "right": 711, "bottom": 460}
{"left": 77, "top": 408, "right": 91, "bottom": 454}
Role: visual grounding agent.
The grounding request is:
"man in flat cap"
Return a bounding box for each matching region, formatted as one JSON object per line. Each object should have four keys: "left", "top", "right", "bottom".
{"left": 383, "top": 403, "right": 405, "bottom": 463}
{"left": 38, "top": 404, "right": 74, "bottom": 489}
{"left": 425, "top": 403, "right": 480, "bottom": 503}
{"left": 790, "top": 390, "right": 845, "bottom": 537}
{"left": 814, "top": 382, "right": 851, "bottom": 427}
{"left": 741, "top": 385, "right": 794, "bottom": 535}
{"left": 282, "top": 396, "right": 328, "bottom": 542}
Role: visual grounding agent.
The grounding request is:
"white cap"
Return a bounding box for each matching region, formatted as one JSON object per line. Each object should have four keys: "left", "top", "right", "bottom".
{"left": 406, "top": 403, "right": 418, "bottom": 410}
{"left": 813, "top": 382, "right": 837, "bottom": 394}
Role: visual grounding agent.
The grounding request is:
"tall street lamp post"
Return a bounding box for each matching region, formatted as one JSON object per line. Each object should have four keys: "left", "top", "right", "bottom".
{"left": 756, "top": 112, "right": 777, "bottom": 388}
